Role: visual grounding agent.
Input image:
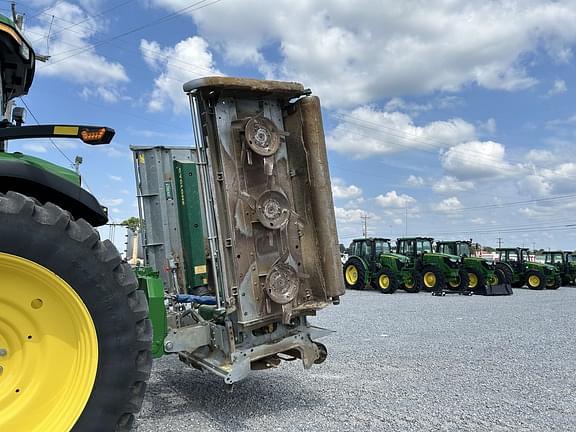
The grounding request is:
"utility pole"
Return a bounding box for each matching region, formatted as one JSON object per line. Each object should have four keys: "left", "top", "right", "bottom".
{"left": 404, "top": 205, "right": 408, "bottom": 236}
{"left": 361, "top": 213, "right": 370, "bottom": 239}
{"left": 497, "top": 237, "right": 502, "bottom": 248}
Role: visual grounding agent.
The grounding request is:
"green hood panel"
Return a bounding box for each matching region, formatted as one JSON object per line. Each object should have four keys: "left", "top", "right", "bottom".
{"left": 432, "top": 252, "right": 460, "bottom": 261}
{"left": 382, "top": 252, "right": 409, "bottom": 263}
{"left": 0, "top": 152, "right": 80, "bottom": 186}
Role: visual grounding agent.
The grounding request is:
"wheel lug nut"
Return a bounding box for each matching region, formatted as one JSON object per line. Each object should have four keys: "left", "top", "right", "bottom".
{"left": 0, "top": 348, "right": 7, "bottom": 357}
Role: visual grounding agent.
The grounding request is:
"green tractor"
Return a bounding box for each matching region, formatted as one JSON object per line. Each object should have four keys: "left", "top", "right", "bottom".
{"left": 543, "top": 251, "right": 576, "bottom": 286}
{"left": 496, "top": 248, "right": 561, "bottom": 290}
{"left": 343, "top": 237, "right": 421, "bottom": 294}
{"left": 0, "top": 13, "right": 152, "bottom": 431}
{"left": 0, "top": 12, "right": 344, "bottom": 431}
{"left": 395, "top": 237, "right": 469, "bottom": 294}
{"left": 435, "top": 240, "right": 512, "bottom": 295}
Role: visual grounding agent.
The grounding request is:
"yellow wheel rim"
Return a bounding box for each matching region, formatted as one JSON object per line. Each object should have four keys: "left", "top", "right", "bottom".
{"left": 468, "top": 273, "right": 478, "bottom": 289}
{"left": 345, "top": 265, "right": 358, "bottom": 285}
{"left": 405, "top": 278, "right": 415, "bottom": 289}
{"left": 379, "top": 274, "right": 390, "bottom": 289}
{"left": 423, "top": 272, "right": 436, "bottom": 288}
{"left": 528, "top": 275, "right": 540, "bottom": 287}
{"left": 488, "top": 274, "right": 498, "bottom": 285}
{"left": 448, "top": 277, "right": 460, "bottom": 288}
{"left": 0, "top": 253, "right": 98, "bottom": 432}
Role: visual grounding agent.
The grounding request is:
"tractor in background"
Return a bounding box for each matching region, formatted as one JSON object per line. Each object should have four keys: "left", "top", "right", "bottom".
{"left": 543, "top": 251, "right": 576, "bottom": 286}
{"left": 435, "top": 240, "right": 512, "bottom": 295}
{"left": 496, "top": 248, "right": 561, "bottom": 290}
{"left": 343, "top": 237, "right": 421, "bottom": 293}
{"left": 396, "top": 237, "right": 469, "bottom": 294}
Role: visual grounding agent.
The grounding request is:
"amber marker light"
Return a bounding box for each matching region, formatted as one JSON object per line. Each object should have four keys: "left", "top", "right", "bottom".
{"left": 80, "top": 128, "right": 107, "bottom": 143}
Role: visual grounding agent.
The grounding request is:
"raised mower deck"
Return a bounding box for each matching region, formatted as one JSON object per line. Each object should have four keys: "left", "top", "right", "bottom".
{"left": 132, "top": 77, "right": 344, "bottom": 383}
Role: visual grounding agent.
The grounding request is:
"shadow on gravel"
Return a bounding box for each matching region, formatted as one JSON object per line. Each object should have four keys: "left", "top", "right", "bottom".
{"left": 140, "top": 364, "right": 325, "bottom": 430}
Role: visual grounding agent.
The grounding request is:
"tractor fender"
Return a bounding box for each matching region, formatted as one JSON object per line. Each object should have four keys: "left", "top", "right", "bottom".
{"left": 0, "top": 159, "right": 108, "bottom": 226}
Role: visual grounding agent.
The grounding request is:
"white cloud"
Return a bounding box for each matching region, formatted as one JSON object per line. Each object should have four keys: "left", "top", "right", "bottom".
{"left": 102, "top": 198, "right": 124, "bottom": 207}
{"left": 478, "top": 118, "right": 497, "bottom": 135}
{"left": 436, "top": 197, "right": 463, "bottom": 212}
{"left": 518, "top": 207, "right": 547, "bottom": 218}
{"left": 546, "top": 114, "right": 576, "bottom": 129}
{"left": 432, "top": 176, "right": 475, "bottom": 194}
{"left": 343, "top": 197, "right": 365, "bottom": 209}
{"left": 27, "top": 2, "right": 129, "bottom": 98}
{"left": 22, "top": 143, "right": 48, "bottom": 153}
{"left": 383, "top": 96, "right": 462, "bottom": 116}
{"left": 470, "top": 217, "right": 486, "bottom": 225}
{"left": 152, "top": 0, "right": 576, "bottom": 107}
{"left": 327, "top": 106, "right": 475, "bottom": 158}
{"left": 517, "top": 162, "right": 576, "bottom": 198}
{"left": 80, "top": 86, "right": 127, "bottom": 103}
{"left": 517, "top": 174, "right": 553, "bottom": 198}
{"left": 375, "top": 190, "right": 416, "bottom": 208}
{"left": 406, "top": 175, "right": 425, "bottom": 187}
{"left": 334, "top": 207, "right": 377, "bottom": 223}
{"left": 524, "top": 149, "right": 558, "bottom": 165}
{"left": 441, "top": 140, "right": 516, "bottom": 180}
{"left": 108, "top": 174, "right": 123, "bottom": 182}
{"left": 140, "top": 37, "right": 221, "bottom": 113}
{"left": 547, "top": 79, "right": 567, "bottom": 96}
{"left": 332, "top": 178, "right": 363, "bottom": 199}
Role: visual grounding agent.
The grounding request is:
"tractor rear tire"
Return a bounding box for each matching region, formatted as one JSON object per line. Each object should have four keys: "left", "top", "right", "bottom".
{"left": 493, "top": 268, "right": 508, "bottom": 285}
{"left": 343, "top": 257, "right": 366, "bottom": 290}
{"left": 547, "top": 276, "right": 561, "bottom": 290}
{"left": 447, "top": 268, "right": 469, "bottom": 292}
{"left": 525, "top": 270, "right": 546, "bottom": 290}
{"left": 0, "top": 192, "right": 152, "bottom": 432}
{"left": 373, "top": 268, "right": 398, "bottom": 294}
{"left": 467, "top": 268, "right": 485, "bottom": 292}
{"left": 402, "top": 270, "right": 421, "bottom": 293}
{"left": 421, "top": 266, "right": 445, "bottom": 292}
{"left": 495, "top": 263, "right": 513, "bottom": 286}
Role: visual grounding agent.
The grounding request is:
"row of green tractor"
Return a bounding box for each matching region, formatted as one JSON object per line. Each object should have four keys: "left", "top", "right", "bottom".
{"left": 343, "top": 237, "right": 571, "bottom": 295}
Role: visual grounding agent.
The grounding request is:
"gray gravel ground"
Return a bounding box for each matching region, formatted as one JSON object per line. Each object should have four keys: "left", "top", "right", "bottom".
{"left": 135, "top": 288, "right": 576, "bottom": 432}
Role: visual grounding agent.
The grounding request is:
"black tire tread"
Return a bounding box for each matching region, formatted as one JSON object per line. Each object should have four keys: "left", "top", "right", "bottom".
{"left": 447, "top": 268, "right": 469, "bottom": 292}
{"left": 467, "top": 268, "right": 485, "bottom": 292}
{"left": 0, "top": 192, "right": 152, "bottom": 431}
{"left": 402, "top": 269, "right": 422, "bottom": 293}
{"left": 374, "top": 267, "right": 398, "bottom": 294}
{"left": 421, "top": 265, "right": 445, "bottom": 292}
{"left": 343, "top": 257, "right": 366, "bottom": 290}
{"left": 495, "top": 263, "right": 514, "bottom": 286}
{"left": 525, "top": 269, "right": 546, "bottom": 290}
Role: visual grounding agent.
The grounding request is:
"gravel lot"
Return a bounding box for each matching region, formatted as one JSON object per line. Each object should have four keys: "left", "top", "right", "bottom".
{"left": 135, "top": 288, "right": 576, "bottom": 432}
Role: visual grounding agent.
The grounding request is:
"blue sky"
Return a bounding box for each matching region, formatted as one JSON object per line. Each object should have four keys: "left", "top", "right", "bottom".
{"left": 5, "top": 0, "right": 576, "bottom": 251}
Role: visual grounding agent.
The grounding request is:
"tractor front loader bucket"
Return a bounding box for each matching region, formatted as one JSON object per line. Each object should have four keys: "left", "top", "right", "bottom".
{"left": 476, "top": 281, "right": 513, "bottom": 296}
